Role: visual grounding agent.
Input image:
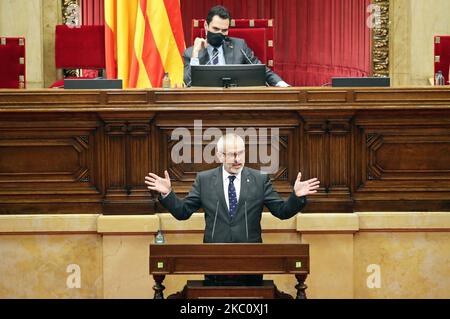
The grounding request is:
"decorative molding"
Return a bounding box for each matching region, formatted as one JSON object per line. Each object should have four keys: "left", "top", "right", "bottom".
{"left": 372, "top": 0, "right": 390, "bottom": 77}
{"left": 366, "top": 133, "right": 378, "bottom": 144}
{"left": 61, "top": 0, "right": 81, "bottom": 78}
{"left": 104, "top": 122, "right": 150, "bottom": 136}
{"left": 279, "top": 169, "right": 289, "bottom": 181}
{"left": 1, "top": 89, "right": 450, "bottom": 214}
{"left": 62, "top": 0, "right": 81, "bottom": 26}
{"left": 79, "top": 136, "right": 89, "bottom": 144}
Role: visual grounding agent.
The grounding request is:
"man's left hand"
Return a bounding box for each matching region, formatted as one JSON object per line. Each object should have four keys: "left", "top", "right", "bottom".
{"left": 294, "top": 172, "right": 320, "bottom": 197}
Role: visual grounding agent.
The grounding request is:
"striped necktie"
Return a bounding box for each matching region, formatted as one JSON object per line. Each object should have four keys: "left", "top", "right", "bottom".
{"left": 228, "top": 175, "right": 237, "bottom": 218}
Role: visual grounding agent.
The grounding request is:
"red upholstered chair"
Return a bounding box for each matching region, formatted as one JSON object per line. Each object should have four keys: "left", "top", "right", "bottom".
{"left": 0, "top": 37, "right": 26, "bottom": 89}
{"left": 192, "top": 19, "right": 275, "bottom": 68}
{"left": 434, "top": 35, "right": 450, "bottom": 85}
{"left": 50, "top": 25, "right": 105, "bottom": 88}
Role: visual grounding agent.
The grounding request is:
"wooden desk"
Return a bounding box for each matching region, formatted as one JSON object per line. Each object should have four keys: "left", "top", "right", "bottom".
{"left": 149, "top": 243, "right": 309, "bottom": 299}
{"left": 1, "top": 87, "right": 450, "bottom": 214}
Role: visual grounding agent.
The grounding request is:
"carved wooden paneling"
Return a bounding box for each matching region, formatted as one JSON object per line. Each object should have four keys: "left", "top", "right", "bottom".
{"left": 354, "top": 90, "right": 450, "bottom": 103}
{"left": 0, "top": 138, "right": 88, "bottom": 182}
{"left": 0, "top": 89, "right": 450, "bottom": 213}
{"left": 105, "top": 122, "right": 127, "bottom": 188}
{"left": 101, "top": 115, "right": 154, "bottom": 214}
{"left": 306, "top": 91, "right": 348, "bottom": 103}
{"left": 329, "top": 120, "right": 351, "bottom": 191}
{"left": 153, "top": 90, "right": 301, "bottom": 104}
{"left": 360, "top": 130, "right": 450, "bottom": 187}
{"left": 0, "top": 92, "right": 101, "bottom": 105}
{"left": 0, "top": 115, "right": 101, "bottom": 214}
{"left": 301, "top": 116, "right": 353, "bottom": 212}
{"left": 354, "top": 113, "right": 450, "bottom": 210}
{"left": 304, "top": 120, "right": 328, "bottom": 187}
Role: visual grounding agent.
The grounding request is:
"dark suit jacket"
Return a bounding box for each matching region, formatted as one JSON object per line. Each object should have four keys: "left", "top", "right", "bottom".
{"left": 159, "top": 166, "right": 306, "bottom": 243}
{"left": 183, "top": 37, "right": 284, "bottom": 87}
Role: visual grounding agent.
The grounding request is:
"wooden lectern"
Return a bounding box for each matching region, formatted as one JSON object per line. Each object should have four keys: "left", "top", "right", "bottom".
{"left": 149, "top": 243, "right": 309, "bottom": 299}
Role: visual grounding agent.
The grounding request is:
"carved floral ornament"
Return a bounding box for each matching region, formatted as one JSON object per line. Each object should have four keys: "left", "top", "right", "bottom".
{"left": 62, "top": 0, "right": 81, "bottom": 27}
{"left": 370, "top": 0, "right": 390, "bottom": 77}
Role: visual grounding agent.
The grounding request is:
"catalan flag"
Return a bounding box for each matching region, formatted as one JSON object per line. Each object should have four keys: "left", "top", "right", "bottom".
{"left": 105, "top": 0, "right": 185, "bottom": 88}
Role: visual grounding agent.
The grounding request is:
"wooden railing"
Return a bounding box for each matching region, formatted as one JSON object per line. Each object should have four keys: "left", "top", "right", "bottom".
{"left": 1, "top": 87, "right": 449, "bottom": 214}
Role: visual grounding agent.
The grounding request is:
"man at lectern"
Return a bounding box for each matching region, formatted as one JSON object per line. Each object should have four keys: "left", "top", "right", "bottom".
{"left": 183, "top": 5, "right": 289, "bottom": 87}
{"left": 145, "top": 133, "right": 319, "bottom": 286}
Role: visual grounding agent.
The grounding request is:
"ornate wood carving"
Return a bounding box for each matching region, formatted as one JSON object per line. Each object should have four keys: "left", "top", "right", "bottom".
{"left": 61, "top": 0, "right": 81, "bottom": 77}
{"left": 301, "top": 116, "right": 353, "bottom": 212}
{"left": 1, "top": 88, "right": 450, "bottom": 214}
{"left": 0, "top": 114, "right": 101, "bottom": 214}
{"left": 101, "top": 114, "right": 154, "bottom": 214}
{"left": 371, "top": 0, "right": 390, "bottom": 77}
{"left": 62, "top": 0, "right": 81, "bottom": 26}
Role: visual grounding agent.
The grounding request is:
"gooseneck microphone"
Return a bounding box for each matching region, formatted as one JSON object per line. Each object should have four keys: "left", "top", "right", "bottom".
{"left": 240, "top": 48, "right": 256, "bottom": 65}
{"left": 240, "top": 48, "right": 269, "bottom": 86}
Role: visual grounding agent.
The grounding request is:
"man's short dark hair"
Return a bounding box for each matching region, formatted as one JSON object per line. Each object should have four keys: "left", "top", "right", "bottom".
{"left": 206, "top": 5, "right": 231, "bottom": 25}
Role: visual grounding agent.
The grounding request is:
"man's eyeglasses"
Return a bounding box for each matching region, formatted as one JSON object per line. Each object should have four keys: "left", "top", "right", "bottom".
{"left": 222, "top": 150, "right": 245, "bottom": 158}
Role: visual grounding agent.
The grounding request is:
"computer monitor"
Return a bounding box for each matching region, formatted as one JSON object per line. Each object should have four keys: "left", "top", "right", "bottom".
{"left": 331, "top": 77, "right": 390, "bottom": 87}
{"left": 191, "top": 64, "right": 266, "bottom": 87}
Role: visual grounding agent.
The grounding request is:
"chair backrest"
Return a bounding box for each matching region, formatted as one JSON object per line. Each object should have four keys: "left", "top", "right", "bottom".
{"left": 55, "top": 25, "right": 105, "bottom": 69}
{"left": 0, "top": 37, "right": 26, "bottom": 89}
{"left": 192, "top": 19, "right": 274, "bottom": 67}
{"left": 435, "top": 35, "right": 450, "bottom": 84}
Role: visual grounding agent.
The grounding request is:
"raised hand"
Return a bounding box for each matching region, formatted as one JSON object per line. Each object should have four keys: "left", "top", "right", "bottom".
{"left": 294, "top": 172, "right": 320, "bottom": 197}
{"left": 145, "top": 170, "right": 172, "bottom": 196}
{"left": 192, "top": 37, "right": 208, "bottom": 58}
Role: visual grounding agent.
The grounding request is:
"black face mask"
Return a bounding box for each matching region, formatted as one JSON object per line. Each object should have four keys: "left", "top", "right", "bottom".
{"left": 207, "top": 31, "right": 225, "bottom": 48}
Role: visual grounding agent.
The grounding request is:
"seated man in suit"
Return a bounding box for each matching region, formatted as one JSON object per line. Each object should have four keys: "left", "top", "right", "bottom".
{"left": 184, "top": 5, "right": 289, "bottom": 87}
{"left": 145, "top": 133, "right": 320, "bottom": 286}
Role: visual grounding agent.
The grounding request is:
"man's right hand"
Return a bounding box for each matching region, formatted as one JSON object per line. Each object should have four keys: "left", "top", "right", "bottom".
{"left": 192, "top": 37, "right": 208, "bottom": 58}
{"left": 145, "top": 170, "right": 172, "bottom": 197}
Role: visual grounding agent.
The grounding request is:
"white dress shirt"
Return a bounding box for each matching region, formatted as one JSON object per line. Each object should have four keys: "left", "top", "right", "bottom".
{"left": 222, "top": 166, "right": 242, "bottom": 210}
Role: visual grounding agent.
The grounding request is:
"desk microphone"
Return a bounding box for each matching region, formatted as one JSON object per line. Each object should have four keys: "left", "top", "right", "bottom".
{"left": 240, "top": 48, "right": 256, "bottom": 65}
{"left": 240, "top": 49, "right": 269, "bottom": 86}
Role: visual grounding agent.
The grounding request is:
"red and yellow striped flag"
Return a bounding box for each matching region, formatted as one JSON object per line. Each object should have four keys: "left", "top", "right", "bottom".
{"left": 105, "top": 0, "right": 185, "bottom": 88}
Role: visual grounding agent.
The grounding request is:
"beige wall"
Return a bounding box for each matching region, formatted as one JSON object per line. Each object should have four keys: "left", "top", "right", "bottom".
{"left": 354, "top": 212, "right": 450, "bottom": 299}
{"left": 42, "top": 0, "right": 62, "bottom": 87}
{"left": 390, "top": 0, "right": 450, "bottom": 86}
{"left": 0, "top": 214, "right": 103, "bottom": 298}
{"left": 0, "top": 0, "right": 44, "bottom": 88}
{"left": 0, "top": 0, "right": 61, "bottom": 88}
{"left": 1, "top": 212, "right": 450, "bottom": 299}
